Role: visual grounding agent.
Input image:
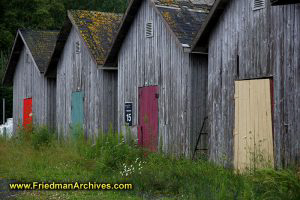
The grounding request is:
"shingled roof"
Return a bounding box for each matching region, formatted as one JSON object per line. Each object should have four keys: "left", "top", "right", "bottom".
{"left": 21, "top": 30, "right": 59, "bottom": 72}
{"left": 69, "top": 10, "right": 123, "bottom": 64}
{"left": 156, "top": 3, "right": 209, "bottom": 45}
{"left": 104, "top": 0, "right": 212, "bottom": 67}
{"left": 3, "top": 30, "right": 59, "bottom": 85}
{"left": 45, "top": 10, "right": 122, "bottom": 76}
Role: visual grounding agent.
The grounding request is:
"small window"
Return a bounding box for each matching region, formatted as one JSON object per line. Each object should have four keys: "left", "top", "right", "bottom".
{"left": 145, "top": 22, "right": 153, "bottom": 38}
{"left": 75, "top": 41, "right": 80, "bottom": 54}
{"left": 253, "top": 0, "right": 265, "bottom": 11}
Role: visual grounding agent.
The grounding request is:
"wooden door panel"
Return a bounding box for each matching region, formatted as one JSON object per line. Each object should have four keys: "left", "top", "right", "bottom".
{"left": 234, "top": 79, "right": 274, "bottom": 171}
{"left": 138, "top": 86, "right": 158, "bottom": 152}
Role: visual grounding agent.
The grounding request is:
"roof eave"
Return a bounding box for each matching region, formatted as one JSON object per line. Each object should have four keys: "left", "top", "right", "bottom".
{"left": 2, "top": 31, "right": 21, "bottom": 85}
{"left": 2, "top": 30, "right": 43, "bottom": 85}
{"left": 270, "top": 0, "right": 300, "bottom": 5}
{"left": 18, "top": 30, "right": 41, "bottom": 73}
{"left": 103, "top": 0, "right": 198, "bottom": 68}
{"left": 191, "top": 0, "right": 298, "bottom": 51}
{"left": 191, "top": 0, "right": 229, "bottom": 52}
{"left": 103, "top": 0, "right": 143, "bottom": 68}
{"left": 45, "top": 16, "right": 72, "bottom": 77}
{"left": 97, "top": 64, "right": 118, "bottom": 70}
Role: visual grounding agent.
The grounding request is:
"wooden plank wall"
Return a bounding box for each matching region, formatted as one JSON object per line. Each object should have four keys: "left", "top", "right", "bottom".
{"left": 118, "top": 0, "right": 208, "bottom": 156}
{"left": 56, "top": 27, "right": 117, "bottom": 140}
{"left": 190, "top": 54, "right": 208, "bottom": 155}
{"left": 13, "top": 45, "right": 56, "bottom": 132}
{"left": 208, "top": 0, "right": 300, "bottom": 167}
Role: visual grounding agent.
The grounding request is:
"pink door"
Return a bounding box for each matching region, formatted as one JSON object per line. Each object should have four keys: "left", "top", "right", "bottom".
{"left": 138, "top": 86, "right": 159, "bottom": 152}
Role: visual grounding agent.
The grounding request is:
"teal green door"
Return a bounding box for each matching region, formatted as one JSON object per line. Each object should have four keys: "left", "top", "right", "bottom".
{"left": 71, "top": 91, "right": 84, "bottom": 138}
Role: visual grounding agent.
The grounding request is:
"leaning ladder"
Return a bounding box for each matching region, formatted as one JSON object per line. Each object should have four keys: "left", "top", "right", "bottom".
{"left": 192, "top": 117, "right": 208, "bottom": 160}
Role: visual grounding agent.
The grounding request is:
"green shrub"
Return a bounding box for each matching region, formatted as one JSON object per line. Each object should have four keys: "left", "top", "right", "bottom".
{"left": 31, "top": 126, "right": 55, "bottom": 149}
{"left": 91, "top": 132, "right": 143, "bottom": 180}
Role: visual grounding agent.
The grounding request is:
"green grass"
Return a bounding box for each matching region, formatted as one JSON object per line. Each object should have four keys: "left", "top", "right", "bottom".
{"left": 0, "top": 127, "right": 299, "bottom": 199}
{"left": 15, "top": 190, "right": 141, "bottom": 200}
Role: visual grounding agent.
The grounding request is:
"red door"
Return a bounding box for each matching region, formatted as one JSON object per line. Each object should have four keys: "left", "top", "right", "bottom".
{"left": 23, "top": 98, "right": 33, "bottom": 128}
{"left": 138, "top": 86, "right": 159, "bottom": 152}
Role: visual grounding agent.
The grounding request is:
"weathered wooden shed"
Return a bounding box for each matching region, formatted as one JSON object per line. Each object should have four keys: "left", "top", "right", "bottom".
{"left": 2, "top": 30, "right": 58, "bottom": 132}
{"left": 192, "top": 0, "right": 300, "bottom": 169}
{"left": 45, "top": 10, "right": 122, "bottom": 139}
{"left": 104, "top": 0, "right": 212, "bottom": 156}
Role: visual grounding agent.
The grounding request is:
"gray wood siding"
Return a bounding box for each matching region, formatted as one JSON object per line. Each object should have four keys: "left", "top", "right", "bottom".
{"left": 56, "top": 27, "right": 117, "bottom": 139}
{"left": 190, "top": 54, "right": 208, "bottom": 155}
{"left": 13, "top": 45, "right": 56, "bottom": 132}
{"left": 208, "top": 1, "right": 300, "bottom": 167}
{"left": 118, "top": 0, "right": 208, "bottom": 156}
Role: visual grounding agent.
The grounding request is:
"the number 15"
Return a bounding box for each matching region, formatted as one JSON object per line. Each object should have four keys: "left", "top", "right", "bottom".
{"left": 126, "top": 113, "right": 132, "bottom": 122}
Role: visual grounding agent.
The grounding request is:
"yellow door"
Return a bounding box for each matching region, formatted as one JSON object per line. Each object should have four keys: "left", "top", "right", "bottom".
{"left": 234, "top": 79, "right": 274, "bottom": 171}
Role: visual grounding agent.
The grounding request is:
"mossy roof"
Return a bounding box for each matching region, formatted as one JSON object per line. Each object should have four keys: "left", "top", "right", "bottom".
{"left": 154, "top": 1, "right": 209, "bottom": 45}
{"left": 154, "top": 0, "right": 213, "bottom": 11}
{"left": 3, "top": 30, "right": 59, "bottom": 85}
{"left": 69, "top": 10, "right": 123, "bottom": 65}
{"left": 20, "top": 30, "right": 59, "bottom": 72}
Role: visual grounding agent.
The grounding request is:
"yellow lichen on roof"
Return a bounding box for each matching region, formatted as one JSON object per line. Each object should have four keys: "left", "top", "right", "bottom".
{"left": 69, "top": 10, "right": 122, "bottom": 65}
{"left": 162, "top": 11, "right": 176, "bottom": 28}
{"left": 161, "top": 0, "right": 175, "bottom": 4}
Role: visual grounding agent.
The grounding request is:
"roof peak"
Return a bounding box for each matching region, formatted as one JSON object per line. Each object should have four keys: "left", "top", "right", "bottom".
{"left": 3, "top": 29, "right": 59, "bottom": 85}
{"left": 45, "top": 9, "right": 123, "bottom": 76}
{"left": 68, "top": 9, "right": 123, "bottom": 16}
{"left": 155, "top": 4, "right": 210, "bottom": 13}
{"left": 103, "top": 0, "right": 211, "bottom": 67}
{"left": 153, "top": 0, "right": 214, "bottom": 10}
{"left": 19, "top": 29, "right": 59, "bottom": 33}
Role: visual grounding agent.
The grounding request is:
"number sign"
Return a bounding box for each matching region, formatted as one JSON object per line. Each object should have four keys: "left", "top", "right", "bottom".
{"left": 125, "top": 102, "right": 133, "bottom": 126}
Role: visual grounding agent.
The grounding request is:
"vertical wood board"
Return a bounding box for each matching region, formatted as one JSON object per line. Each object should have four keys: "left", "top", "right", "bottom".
{"left": 234, "top": 79, "right": 274, "bottom": 171}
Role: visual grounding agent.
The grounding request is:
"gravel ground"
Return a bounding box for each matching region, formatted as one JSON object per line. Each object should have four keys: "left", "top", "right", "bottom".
{"left": 0, "top": 178, "right": 22, "bottom": 199}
